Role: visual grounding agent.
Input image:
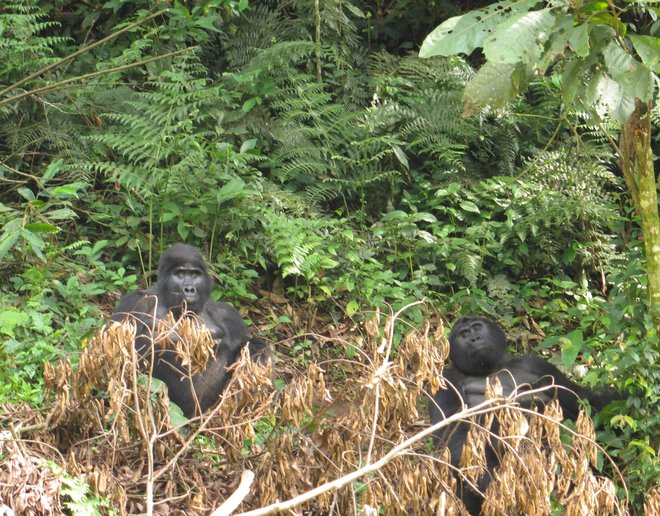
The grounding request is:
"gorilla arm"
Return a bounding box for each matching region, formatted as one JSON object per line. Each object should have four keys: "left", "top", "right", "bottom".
{"left": 501, "top": 355, "right": 617, "bottom": 419}
{"left": 179, "top": 301, "right": 253, "bottom": 416}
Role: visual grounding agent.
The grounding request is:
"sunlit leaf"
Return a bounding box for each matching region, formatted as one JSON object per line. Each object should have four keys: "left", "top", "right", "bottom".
{"left": 568, "top": 23, "right": 590, "bottom": 57}
{"left": 25, "top": 222, "right": 59, "bottom": 234}
{"left": 346, "top": 300, "right": 359, "bottom": 316}
{"left": 484, "top": 8, "right": 556, "bottom": 64}
{"left": 629, "top": 35, "right": 660, "bottom": 73}
{"left": 419, "top": 0, "right": 539, "bottom": 58}
{"left": 586, "top": 71, "right": 635, "bottom": 123}
{"left": 460, "top": 201, "right": 481, "bottom": 213}
{"left": 604, "top": 41, "right": 655, "bottom": 103}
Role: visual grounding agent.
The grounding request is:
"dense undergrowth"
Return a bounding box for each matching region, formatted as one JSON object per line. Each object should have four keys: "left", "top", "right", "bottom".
{"left": 0, "top": 0, "right": 658, "bottom": 513}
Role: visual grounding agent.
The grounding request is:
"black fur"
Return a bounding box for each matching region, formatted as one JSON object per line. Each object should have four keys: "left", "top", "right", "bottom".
{"left": 429, "top": 316, "right": 618, "bottom": 514}
{"left": 112, "top": 243, "right": 269, "bottom": 417}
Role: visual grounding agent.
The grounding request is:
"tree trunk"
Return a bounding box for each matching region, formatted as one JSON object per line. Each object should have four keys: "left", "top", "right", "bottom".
{"left": 619, "top": 100, "right": 660, "bottom": 330}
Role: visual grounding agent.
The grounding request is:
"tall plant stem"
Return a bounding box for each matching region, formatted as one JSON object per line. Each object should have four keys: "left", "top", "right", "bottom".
{"left": 315, "top": 0, "right": 322, "bottom": 82}
{"left": 619, "top": 100, "right": 660, "bottom": 330}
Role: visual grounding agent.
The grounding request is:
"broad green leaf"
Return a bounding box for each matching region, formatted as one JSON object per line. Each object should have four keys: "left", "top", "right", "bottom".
{"left": 25, "top": 222, "right": 59, "bottom": 234}
{"left": 242, "top": 97, "right": 261, "bottom": 112}
{"left": 419, "top": 0, "right": 539, "bottom": 58}
{"left": 216, "top": 177, "right": 247, "bottom": 204}
{"left": 47, "top": 208, "right": 78, "bottom": 220}
{"left": 484, "top": 8, "right": 556, "bottom": 64}
{"left": 568, "top": 23, "right": 590, "bottom": 57}
{"left": 435, "top": 182, "right": 461, "bottom": 197}
{"left": 562, "top": 58, "right": 584, "bottom": 105}
{"left": 604, "top": 41, "right": 655, "bottom": 103}
{"left": 460, "top": 201, "right": 480, "bottom": 213}
{"left": 320, "top": 257, "right": 340, "bottom": 269}
{"left": 538, "top": 14, "right": 575, "bottom": 71}
{"left": 346, "top": 300, "right": 359, "bottom": 316}
{"left": 344, "top": 2, "right": 366, "bottom": 18}
{"left": 0, "top": 231, "right": 20, "bottom": 262}
{"left": 463, "top": 61, "right": 521, "bottom": 115}
{"left": 417, "top": 230, "right": 438, "bottom": 243}
{"left": 560, "top": 330, "right": 583, "bottom": 370}
{"left": 50, "top": 183, "right": 85, "bottom": 198}
{"left": 562, "top": 244, "right": 577, "bottom": 264}
{"left": 413, "top": 212, "right": 438, "bottom": 223}
{"left": 586, "top": 71, "right": 635, "bottom": 123}
{"left": 0, "top": 310, "right": 30, "bottom": 337}
{"left": 169, "top": 402, "right": 189, "bottom": 428}
{"left": 177, "top": 220, "right": 189, "bottom": 241}
{"left": 18, "top": 187, "right": 35, "bottom": 201}
{"left": 240, "top": 139, "right": 257, "bottom": 153}
{"left": 41, "top": 159, "right": 63, "bottom": 183}
{"left": 629, "top": 35, "right": 660, "bottom": 73}
{"left": 21, "top": 229, "right": 46, "bottom": 260}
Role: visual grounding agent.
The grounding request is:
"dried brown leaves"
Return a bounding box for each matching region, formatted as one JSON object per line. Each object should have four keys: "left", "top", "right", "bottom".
{"left": 16, "top": 307, "right": 624, "bottom": 515}
{"left": 478, "top": 399, "right": 623, "bottom": 516}
{"left": 0, "top": 431, "right": 61, "bottom": 515}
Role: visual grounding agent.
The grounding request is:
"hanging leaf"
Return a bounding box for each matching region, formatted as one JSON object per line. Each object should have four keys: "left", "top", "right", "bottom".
{"left": 463, "top": 61, "right": 521, "bottom": 115}
{"left": 419, "top": 0, "right": 540, "bottom": 58}
{"left": 568, "top": 23, "right": 590, "bottom": 57}
{"left": 603, "top": 40, "right": 655, "bottom": 103}
{"left": 483, "top": 8, "right": 556, "bottom": 64}
{"left": 392, "top": 144, "right": 409, "bottom": 170}
{"left": 629, "top": 35, "right": 660, "bottom": 73}
{"left": 586, "top": 71, "right": 635, "bottom": 123}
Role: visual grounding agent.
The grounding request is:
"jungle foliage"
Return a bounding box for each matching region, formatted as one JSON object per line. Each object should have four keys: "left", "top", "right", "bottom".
{"left": 0, "top": 0, "right": 658, "bottom": 513}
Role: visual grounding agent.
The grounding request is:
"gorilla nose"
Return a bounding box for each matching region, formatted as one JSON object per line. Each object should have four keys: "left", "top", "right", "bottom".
{"left": 183, "top": 286, "right": 197, "bottom": 297}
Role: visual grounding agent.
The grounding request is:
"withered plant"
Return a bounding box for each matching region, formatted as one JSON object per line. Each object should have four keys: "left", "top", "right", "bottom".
{"left": 0, "top": 303, "right": 631, "bottom": 515}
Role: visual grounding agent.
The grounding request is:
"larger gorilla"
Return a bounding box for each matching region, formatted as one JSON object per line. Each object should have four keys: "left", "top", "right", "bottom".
{"left": 429, "top": 315, "right": 618, "bottom": 514}
{"left": 112, "top": 243, "right": 269, "bottom": 418}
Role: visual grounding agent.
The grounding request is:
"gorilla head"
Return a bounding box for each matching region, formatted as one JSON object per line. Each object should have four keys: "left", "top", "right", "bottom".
{"left": 448, "top": 316, "right": 507, "bottom": 376}
{"left": 157, "top": 243, "right": 211, "bottom": 315}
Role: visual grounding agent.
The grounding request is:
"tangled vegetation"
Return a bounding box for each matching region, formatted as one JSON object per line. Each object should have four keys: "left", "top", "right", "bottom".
{"left": 0, "top": 0, "right": 658, "bottom": 513}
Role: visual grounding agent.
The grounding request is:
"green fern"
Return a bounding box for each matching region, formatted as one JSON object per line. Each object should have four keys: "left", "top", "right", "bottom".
{"left": 0, "top": 3, "right": 69, "bottom": 83}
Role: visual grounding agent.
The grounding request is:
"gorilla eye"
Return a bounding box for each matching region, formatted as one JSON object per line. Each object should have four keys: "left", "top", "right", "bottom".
{"left": 472, "top": 323, "right": 483, "bottom": 331}
{"left": 460, "top": 330, "right": 470, "bottom": 338}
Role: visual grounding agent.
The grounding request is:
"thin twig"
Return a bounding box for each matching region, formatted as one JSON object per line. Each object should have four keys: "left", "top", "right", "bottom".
{"left": 0, "top": 8, "right": 170, "bottom": 98}
{"left": 0, "top": 47, "right": 196, "bottom": 108}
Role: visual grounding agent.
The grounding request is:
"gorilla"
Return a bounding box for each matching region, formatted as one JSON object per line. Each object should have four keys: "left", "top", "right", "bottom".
{"left": 428, "top": 315, "right": 618, "bottom": 514}
{"left": 112, "top": 243, "right": 269, "bottom": 418}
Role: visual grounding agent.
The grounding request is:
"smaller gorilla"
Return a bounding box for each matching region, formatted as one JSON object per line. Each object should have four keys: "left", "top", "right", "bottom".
{"left": 429, "top": 315, "right": 618, "bottom": 514}
{"left": 112, "top": 243, "right": 269, "bottom": 418}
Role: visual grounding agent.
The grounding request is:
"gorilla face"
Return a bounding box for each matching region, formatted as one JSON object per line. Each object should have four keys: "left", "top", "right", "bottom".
{"left": 449, "top": 316, "right": 507, "bottom": 376}
{"left": 157, "top": 243, "right": 211, "bottom": 314}
{"left": 161, "top": 262, "right": 209, "bottom": 312}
